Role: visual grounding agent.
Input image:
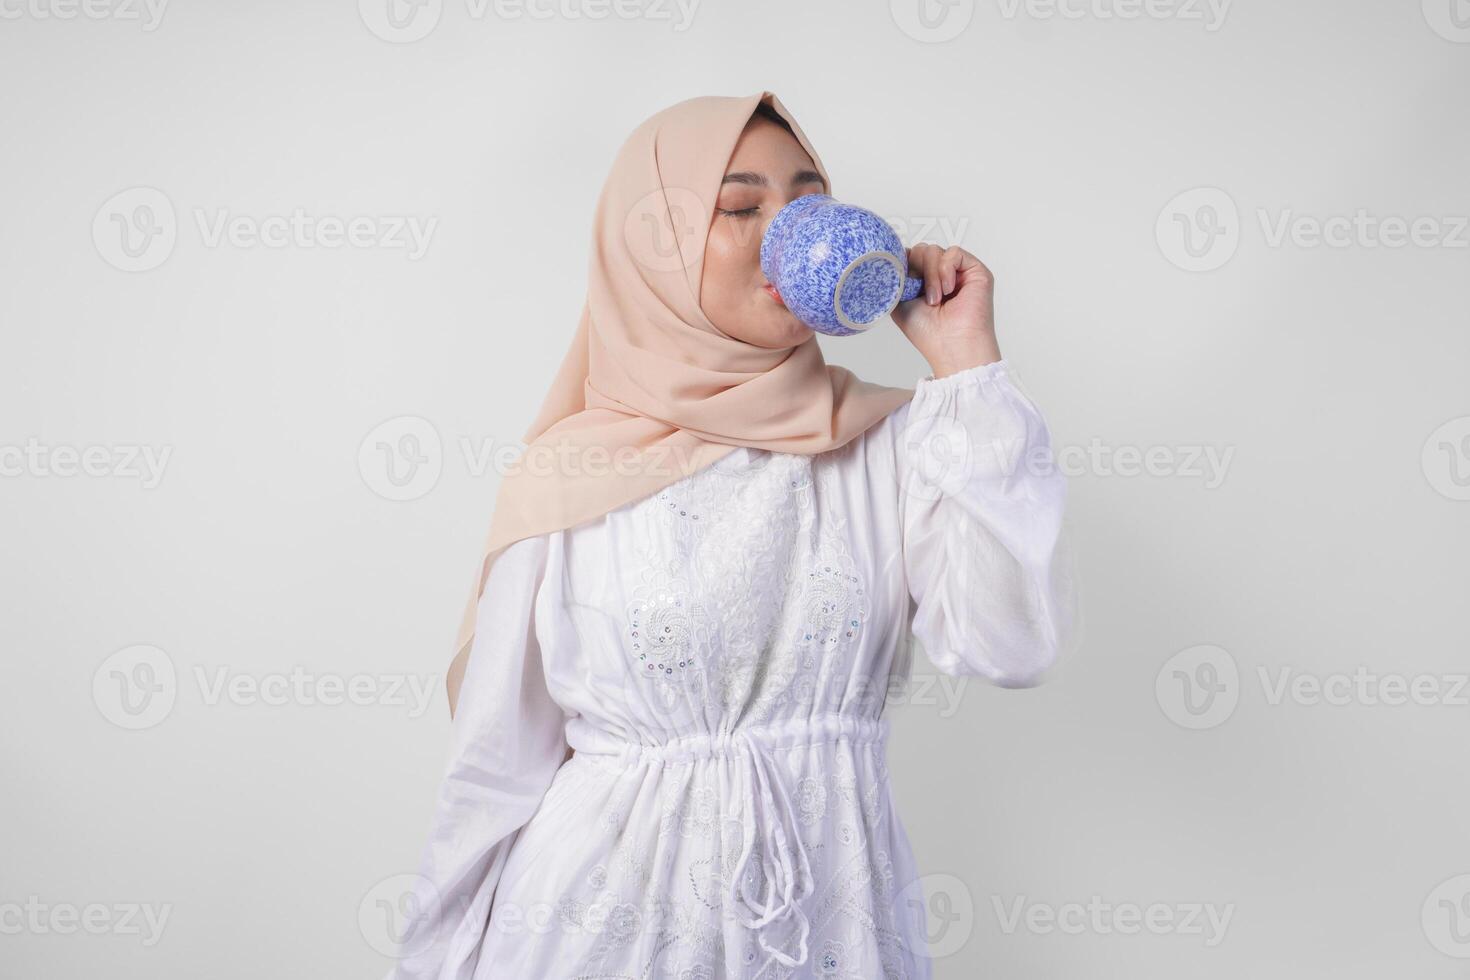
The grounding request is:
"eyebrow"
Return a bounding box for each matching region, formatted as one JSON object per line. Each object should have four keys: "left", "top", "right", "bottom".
{"left": 720, "top": 169, "right": 827, "bottom": 190}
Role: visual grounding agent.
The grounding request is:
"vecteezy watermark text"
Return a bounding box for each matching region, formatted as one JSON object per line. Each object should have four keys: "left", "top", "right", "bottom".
{"left": 993, "top": 895, "right": 1235, "bottom": 946}
{"left": 1157, "top": 644, "right": 1470, "bottom": 730}
{"left": 0, "top": 0, "right": 168, "bottom": 29}
{"left": 92, "top": 645, "right": 440, "bottom": 729}
{"left": 93, "top": 187, "right": 438, "bottom": 272}
{"left": 0, "top": 439, "right": 171, "bottom": 488}
{"left": 0, "top": 897, "right": 172, "bottom": 946}
{"left": 1157, "top": 187, "right": 1470, "bottom": 271}
{"left": 358, "top": 0, "right": 701, "bottom": 43}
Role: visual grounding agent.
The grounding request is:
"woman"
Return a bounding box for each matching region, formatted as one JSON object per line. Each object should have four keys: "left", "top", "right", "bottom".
{"left": 391, "top": 90, "right": 1074, "bottom": 979}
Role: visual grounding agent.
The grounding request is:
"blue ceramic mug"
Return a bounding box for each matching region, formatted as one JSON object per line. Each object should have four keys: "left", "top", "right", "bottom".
{"left": 759, "top": 194, "right": 925, "bottom": 337}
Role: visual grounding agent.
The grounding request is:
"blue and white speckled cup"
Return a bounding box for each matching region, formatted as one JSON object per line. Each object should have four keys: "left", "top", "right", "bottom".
{"left": 759, "top": 194, "right": 925, "bottom": 337}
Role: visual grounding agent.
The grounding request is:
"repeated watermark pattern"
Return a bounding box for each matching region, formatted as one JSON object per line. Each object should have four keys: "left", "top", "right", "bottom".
{"left": 36, "top": 15, "right": 1466, "bottom": 976}
{"left": 92, "top": 187, "right": 437, "bottom": 272}
{"left": 91, "top": 644, "right": 439, "bottom": 729}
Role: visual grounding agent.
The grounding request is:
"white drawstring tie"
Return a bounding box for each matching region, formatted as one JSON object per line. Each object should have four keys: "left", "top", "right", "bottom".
{"left": 726, "top": 729, "right": 814, "bottom": 967}
{"left": 564, "top": 713, "right": 890, "bottom": 970}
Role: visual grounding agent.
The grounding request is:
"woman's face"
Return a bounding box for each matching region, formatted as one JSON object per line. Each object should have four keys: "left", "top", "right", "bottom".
{"left": 699, "top": 115, "right": 828, "bottom": 348}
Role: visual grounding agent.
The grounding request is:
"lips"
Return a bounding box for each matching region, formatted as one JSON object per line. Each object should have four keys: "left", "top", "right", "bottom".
{"left": 762, "top": 283, "right": 785, "bottom": 307}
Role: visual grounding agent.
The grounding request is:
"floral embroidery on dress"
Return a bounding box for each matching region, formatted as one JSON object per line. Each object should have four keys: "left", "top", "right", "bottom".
{"left": 627, "top": 560, "right": 706, "bottom": 679}
{"left": 795, "top": 775, "right": 829, "bottom": 827}
{"left": 793, "top": 532, "right": 869, "bottom": 670}
{"left": 660, "top": 782, "right": 720, "bottom": 840}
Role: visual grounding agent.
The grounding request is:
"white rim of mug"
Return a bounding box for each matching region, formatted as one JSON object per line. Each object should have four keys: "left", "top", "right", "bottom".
{"left": 833, "top": 250, "right": 902, "bottom": 333}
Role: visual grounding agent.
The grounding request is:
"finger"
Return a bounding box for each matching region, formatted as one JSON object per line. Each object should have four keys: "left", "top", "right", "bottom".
{"left": 920, "top": 245, "right": 943, "bottom": 305}
{"left": 941, "top": 246, "right": 965, "bottom": 297}
{"left": 906, "top": 242, "right": 938, "bottom": 267}
{"left": 908, "top": 243, "right": 950, "bottom": 306}
{"left": 961, "top": 254, "right": 994, "bottom": 292}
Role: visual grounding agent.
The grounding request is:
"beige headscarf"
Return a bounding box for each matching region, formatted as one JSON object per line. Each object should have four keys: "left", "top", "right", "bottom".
{"left": 446, "top": 89, "right": 916, "bottom": 714}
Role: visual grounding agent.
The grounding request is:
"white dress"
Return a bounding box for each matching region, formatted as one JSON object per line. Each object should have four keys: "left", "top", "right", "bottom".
{"left": 390, "top": 358, "right": 1074, "bottom": 980}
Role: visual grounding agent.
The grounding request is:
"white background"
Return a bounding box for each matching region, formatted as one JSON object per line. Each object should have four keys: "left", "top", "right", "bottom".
{"left": 3, "top": 0, "right": 1469, "bottom": 977}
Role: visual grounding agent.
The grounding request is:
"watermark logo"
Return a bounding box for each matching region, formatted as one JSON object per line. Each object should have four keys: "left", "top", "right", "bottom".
{"left": 1422, "top": 415, "right": 1470, "bottom": 501}
{"left": 1422, "top": 0, "right": 1470, "bottom": 42}
{"left": 93, "top": 187, "right": 177, "bottom": 272}
{"left": 1156, "top": 643, "right": 1239, "bottom": 730}
{"left": 895, "top": 872, "right": 975, "bottom": 958}
{"left": 1156, "top": 187, "right": 1238, "bottom": 272}
{"left": 890, "top": 0, "right": 976, "bottom": 43}
{"left": 359, "top": 415, "right": 444, "bottom": 502}
{"left": 624, "top": 186, "right": 706, "bottom": 274}
{"left": 898, "top": 414, "right": 975, "bottom": 503}
{"left": 360, "top": 873, "right": 443, "bottom": 958}
{"left": 1423, "top": 874, "right": 1470, "bottom": 957}
{"left": 93, "top": 644, "right": 177, "bottom": 731}
{"left": 359, "top": 0, "right": 443, "bottom": 42}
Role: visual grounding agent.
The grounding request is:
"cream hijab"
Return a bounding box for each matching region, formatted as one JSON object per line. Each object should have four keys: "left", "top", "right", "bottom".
{"left": 446, "top": 90, "right": 916, "bottom": 714}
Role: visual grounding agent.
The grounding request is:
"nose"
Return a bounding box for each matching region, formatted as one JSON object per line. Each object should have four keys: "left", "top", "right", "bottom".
{"left": 752, "top": 193, "right": 800, "bottom": 252}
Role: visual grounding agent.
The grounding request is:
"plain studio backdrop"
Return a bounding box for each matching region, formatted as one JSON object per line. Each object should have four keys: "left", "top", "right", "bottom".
{"left": 2, "top": 1, "right": 1468, "bottom": 977}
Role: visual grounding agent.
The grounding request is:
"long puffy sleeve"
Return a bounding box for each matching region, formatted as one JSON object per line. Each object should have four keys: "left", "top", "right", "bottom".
{"left": 887, "top": 358, "right": 1077, "bottom": 688}
{"left": 390, "top": 532, "right": 570, "bottom": 979}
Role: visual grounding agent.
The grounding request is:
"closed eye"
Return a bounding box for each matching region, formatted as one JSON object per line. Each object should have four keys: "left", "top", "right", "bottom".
{"left": 716, "top": 207, "right": 759, "bottom": 218}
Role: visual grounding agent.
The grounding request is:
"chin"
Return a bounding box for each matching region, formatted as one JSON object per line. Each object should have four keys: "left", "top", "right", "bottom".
{"left": 752, "top": 309, "right": 812, "bottom": 348}
{"left": 714, "top": 306, "right": 811, "bottom": 348}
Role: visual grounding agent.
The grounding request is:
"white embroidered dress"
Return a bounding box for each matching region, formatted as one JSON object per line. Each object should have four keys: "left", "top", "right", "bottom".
{"left": 391, "top": 359, "right": 1073, "bottom": 980}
